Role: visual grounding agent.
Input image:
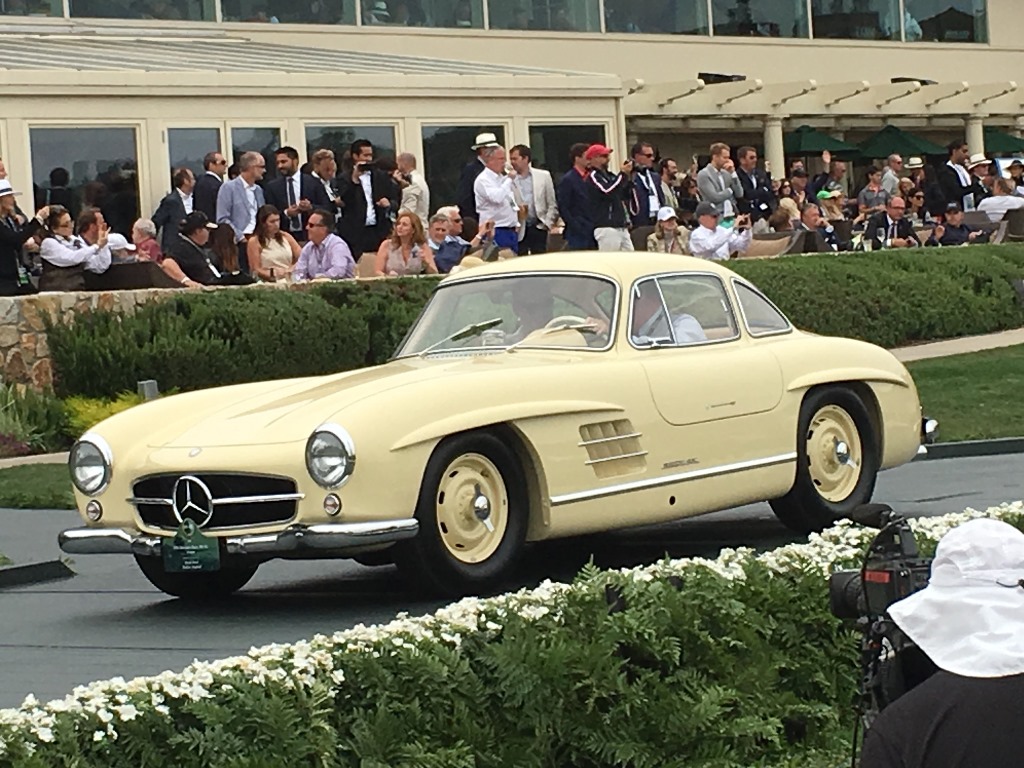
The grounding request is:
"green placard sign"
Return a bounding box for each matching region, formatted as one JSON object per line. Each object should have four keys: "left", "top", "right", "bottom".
{"left": 163, "top": 520, "right": 221, "bottom": 573}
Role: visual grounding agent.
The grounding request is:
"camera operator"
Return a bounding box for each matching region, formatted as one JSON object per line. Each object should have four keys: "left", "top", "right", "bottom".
{"left": 860, "top": 518, "right": 1024, "bottom": 768}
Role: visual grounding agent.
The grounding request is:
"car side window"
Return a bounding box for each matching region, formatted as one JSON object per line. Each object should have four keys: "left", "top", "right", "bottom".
{"left": 630, "top": 274, "right": 739, "bottom": 347}
{"left": 733, "top": 281, "right": 792, "bottom": 336}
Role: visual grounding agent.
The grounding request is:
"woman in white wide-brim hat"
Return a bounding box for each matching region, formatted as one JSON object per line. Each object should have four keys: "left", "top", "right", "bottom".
{"left": 860, "top": 518, "right": 1024, "bottom": 768}
{"left": 0, "top": 179, "right": 45, "bottom": 296}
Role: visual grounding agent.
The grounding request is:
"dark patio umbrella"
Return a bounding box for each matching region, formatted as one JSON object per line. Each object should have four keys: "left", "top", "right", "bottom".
{"left": 857, "top": 125, "right": 947, "bottom": 159}
{"left": 983, "top": 126, "right": 1024, "bottom": 154}
{"left": 784, "top": 125, "right": 859, "bottom": 155}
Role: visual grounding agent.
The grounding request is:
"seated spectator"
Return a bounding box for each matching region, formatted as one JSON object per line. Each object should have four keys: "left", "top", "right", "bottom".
{"left": 687, "top": 202, "right": 752, "bottom": 261}
{"left": 374, "top": 210, "right": 438, "bottom": 276}
{"left": 38, "top": 206, "right": 111, "bottom": 292}
{"left": 817, "top": 189, "right": 846, "bottom": 221}
{"left": 131, "top": 218, "right": 162, "bottom": 262}
{"left": 209, "top": 223, "right": 253, "bottom": 284}
{"left": 865, "top": 198, "right": 922, "bottom": 250}
{"left": 798, "top": 204, "right": 843, "bottom": 251}
{"left": 897, "top": 177, "right": 915, "bottom": 201}
{"left": 161, "top": 211, "right": 221, "bottom": 287}
{"left": 858, "top": 168, "right": 891, "bottom": 218}
{"left": 767, "top": 208, "right": 794, "bottom": 233}
{"left": 906, "top": 188, "right": 935, "bottom": 227}
{"left": 247, "top": 204, "right": 300, "bottom": 282}
{"left": 434, "top": 206, "right": 495, "bottom": 272}
{"left": 106, "top": 233, "right": 137, "bottom": 263}
{"left": 977, "top": 178, "right": 1024, "bottom": 222}
{"left": 293, "top": 209, "right": 355, "bottom": 281}
{"left": 927, "top": 204, "right": 988, "bottom": 246}
{"left": 427, "top": 213, "right": 464, "bottom": 274}
{"left": 646, "top": 206, "right": 690, "bottom": 254}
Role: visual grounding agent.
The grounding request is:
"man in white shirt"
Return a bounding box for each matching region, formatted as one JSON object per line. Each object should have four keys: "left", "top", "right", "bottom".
{"left": 473, "top": 145, "right": 520, "bottom": 253}
{"left": 630, "top": 280, "right": 707, "bottom": 346}
{"left": 510, "top": 144, "right": 558, "bottom": 254}
{"left": 978, "top": 178, "right": 1024, "bottom": 222}
{"left": 396, "top": 152, "right": 429, "bottom": 222}
{"left": 882, "top": 154, "right": 903, "bottom": 196}
{"left": 215, "top": 150, "right": 266, "bottom": 273}
{"left": 687, "top": 201, "right": 752, "bottom": 261}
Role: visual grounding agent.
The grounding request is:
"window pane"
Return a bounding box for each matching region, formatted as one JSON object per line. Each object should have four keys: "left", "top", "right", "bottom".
{"left": 603, "top": 0, "right": 707, "bottom": 34}
{"left": 713, "top": 0, "right": 807, "bottom": 36}
{"left": 222, "top": 0, "right": 354, "bottom": 23}
{"left": 632, "top": 275, "right": 737, "bottom": 346}
{"left": 231, "top": 127, "right": 280, "bottom": 183}
{"left": 30, "top": 127, "right": 140, "bottom": 235}
{"left": 68, "top": 0, "right": 215, "bottom": 20}
{"left": 488, "top": 0, "right": 600, "bottom": 31}
{"left": 168, "top": 128, "right": 221, "bottom": 183}
{"left": 811, "top": 0, "right": 899, "bottom": 39}
{"left": 305, "top": 125, "right": 397, "bottom": 176}
{"left": 905, "top": 0, "right": 986, "bottom": 42}
{"left": 0, "top": 0, "right": 62, "bottom": 16}
{"left": 527, "top": 124, "right": 606, "bottom": 184}
{"left": 734, "top": 282, "right": 791, "bottom": 336}
{"left": 363, "top": 0, "right": 483, "bottom": 28}
{"left": 421, "top": 124, "right": 505, "bottom": 214}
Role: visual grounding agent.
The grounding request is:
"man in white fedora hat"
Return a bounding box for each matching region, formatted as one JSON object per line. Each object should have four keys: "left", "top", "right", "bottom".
{"left": 860, "top": 518, "right": 1024, "bottom": 767}
{"left": 456, "top": 130, "right": 501, "bottom": 222}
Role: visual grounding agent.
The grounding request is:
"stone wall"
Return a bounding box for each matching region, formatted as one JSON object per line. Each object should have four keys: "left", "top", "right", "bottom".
{"left": 0, "top": 289, "right": 181, "bottom": 390}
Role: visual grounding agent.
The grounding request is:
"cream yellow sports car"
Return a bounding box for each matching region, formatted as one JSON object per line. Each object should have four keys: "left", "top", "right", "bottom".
{"left": 59, "top": 253, "right": 934, "bottom": 599}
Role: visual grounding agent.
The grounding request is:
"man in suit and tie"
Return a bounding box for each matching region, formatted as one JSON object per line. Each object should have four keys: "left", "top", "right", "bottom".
{"left": 215, "top": 151, "right": 266, "bottom": 272}
{"left": 335, "top": 139, "right": 400, "bottom": 258}
{"left": 866, "top": 196, "right": 922, "bottom": 250}
{"left": 152, "top": 167, "right": 194, "bottom": 254}
{"left": 264, "top": 146, "right": 329, "bottom": 244}
{"left": 456, "top": 132, "right": 500, "bottom": 221}
{"left": 735, "top": 146, "right": 776, "bottom": 231}
{"left": 509, "top": 144, "right": 558, "bottom": 254}
{"left": 629, "top": 141, "right": 663, "bottom": 227}
{"left": 193, "top": 151, "right": 226, "bottom": 221}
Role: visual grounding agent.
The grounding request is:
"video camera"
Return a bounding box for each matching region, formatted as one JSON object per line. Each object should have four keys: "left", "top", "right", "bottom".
{"left": 829, "top": 504, "right": 937, "bottom": 732}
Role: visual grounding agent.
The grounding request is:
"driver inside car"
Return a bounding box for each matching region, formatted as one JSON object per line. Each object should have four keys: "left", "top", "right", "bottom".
{"left": 630, "top": 280, "right": 707, "bottom": 346}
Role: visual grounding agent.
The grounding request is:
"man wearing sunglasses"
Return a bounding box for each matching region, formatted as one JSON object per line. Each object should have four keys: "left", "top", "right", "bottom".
{"left": 629, "top": 141, "right": 665, "bottom": 228}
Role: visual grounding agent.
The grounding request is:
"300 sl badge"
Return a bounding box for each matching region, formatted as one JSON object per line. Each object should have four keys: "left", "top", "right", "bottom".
{"left": 163, "top": 519, "right": 220, "bottom": 573}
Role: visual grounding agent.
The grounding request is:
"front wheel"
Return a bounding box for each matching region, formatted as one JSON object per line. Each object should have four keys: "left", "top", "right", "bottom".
{"left": 770, "top": 387, "right": 879, "bottom": 534}
{"left": 134, "top": 555, "right": 258, "bottom": 600}
{"left": 395, "top": 431, "right": 528, "bottom": 596}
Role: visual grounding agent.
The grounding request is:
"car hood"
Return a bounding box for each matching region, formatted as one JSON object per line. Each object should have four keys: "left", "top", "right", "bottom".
{"left": 140, "top": 352, "right": 575, "bottom": 449}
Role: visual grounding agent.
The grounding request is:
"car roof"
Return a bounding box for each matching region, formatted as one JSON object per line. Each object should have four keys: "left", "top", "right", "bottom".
{"left": 440, "top": 252, "right": 740, "bottom": 287}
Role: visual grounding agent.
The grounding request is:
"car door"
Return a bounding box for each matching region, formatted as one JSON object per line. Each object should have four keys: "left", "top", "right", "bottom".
{"left": 630, "top": 273, "right": 784, "bottom": 428}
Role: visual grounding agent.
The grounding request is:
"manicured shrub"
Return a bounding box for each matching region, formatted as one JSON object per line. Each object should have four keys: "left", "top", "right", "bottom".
{"left": 64, "top": 392, "right": 147, "bottom": 439}
{"left": 0, "top": 383, "right": 70, "bottom": 456}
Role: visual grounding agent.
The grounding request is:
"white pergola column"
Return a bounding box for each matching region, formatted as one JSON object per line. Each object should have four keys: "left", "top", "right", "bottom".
{"left": 966, "top": 116, "right": 986, "bottom": 156}
{"left": 763, "top": 117, "right": 785, "bottom": 179}
{"left": 1015, "top": 116, "right": 1024, "bottom": 139}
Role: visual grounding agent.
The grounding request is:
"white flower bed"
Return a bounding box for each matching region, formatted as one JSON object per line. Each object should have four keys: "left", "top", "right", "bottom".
{"left": 1, "top": 501, "right": 1021, "bottom": 758}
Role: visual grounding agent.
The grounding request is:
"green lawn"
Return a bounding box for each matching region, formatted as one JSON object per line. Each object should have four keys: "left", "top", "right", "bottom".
{"left": 0, "top": 464, "right": 75, "bottom": 510}
{"left": 908, "top": 344, "right": 1024, "bottom": 442}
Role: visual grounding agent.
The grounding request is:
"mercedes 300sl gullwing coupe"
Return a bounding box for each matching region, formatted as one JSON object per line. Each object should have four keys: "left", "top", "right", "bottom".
{"left": 59, "top": 253, "right": 935, "bottom": 599}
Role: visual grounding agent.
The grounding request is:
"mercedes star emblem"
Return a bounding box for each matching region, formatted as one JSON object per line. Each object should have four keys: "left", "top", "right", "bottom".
{"left": 171, "top": 474, "right": 215, "bottom": 529}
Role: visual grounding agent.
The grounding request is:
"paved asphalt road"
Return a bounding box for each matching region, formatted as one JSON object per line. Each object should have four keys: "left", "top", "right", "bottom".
{"left": 1, "top": 453, "right": 1022, "bottom": 710}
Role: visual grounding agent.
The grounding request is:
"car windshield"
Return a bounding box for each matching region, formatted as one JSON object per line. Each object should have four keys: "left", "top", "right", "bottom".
{"left": 395, "top": 273, "right": 618, "bottom": 357}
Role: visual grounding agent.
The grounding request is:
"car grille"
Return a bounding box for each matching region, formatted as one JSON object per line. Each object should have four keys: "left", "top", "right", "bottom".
{"left": 130, "top": 473, "right": 301, "bottom": 531}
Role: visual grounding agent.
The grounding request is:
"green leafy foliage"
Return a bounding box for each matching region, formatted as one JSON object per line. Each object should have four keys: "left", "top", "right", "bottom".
{"left": 64, "top": 391, "right": 146, "bottom": 438}
{"left": 0, "top": 383, "right": 71, "bottom": 456}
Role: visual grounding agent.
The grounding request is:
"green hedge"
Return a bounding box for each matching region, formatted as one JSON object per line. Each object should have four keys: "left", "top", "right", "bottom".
{"left": 45, "top": 246, "right": 1024, "bottom": 399}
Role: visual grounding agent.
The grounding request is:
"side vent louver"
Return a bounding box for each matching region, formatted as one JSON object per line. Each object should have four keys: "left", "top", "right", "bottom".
{"left": 578, "top": 420, "right": 647, "bottom": 479}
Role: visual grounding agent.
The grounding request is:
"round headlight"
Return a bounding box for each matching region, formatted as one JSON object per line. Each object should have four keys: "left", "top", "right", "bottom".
{"left": 305, "top": 424, "right": 356, "bottom": 489}
{"left": 69, "top": 435, "right": 112, "bottom": 496}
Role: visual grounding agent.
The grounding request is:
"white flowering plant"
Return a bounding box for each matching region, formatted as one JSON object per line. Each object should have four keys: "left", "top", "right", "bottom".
{"left": 1, "top": 502, "right": 1021, "bottom": 768}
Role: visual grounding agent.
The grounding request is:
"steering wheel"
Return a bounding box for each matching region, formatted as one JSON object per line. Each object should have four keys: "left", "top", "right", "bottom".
{"left": 543, "top": 315, "right": 589, "bottom": 331}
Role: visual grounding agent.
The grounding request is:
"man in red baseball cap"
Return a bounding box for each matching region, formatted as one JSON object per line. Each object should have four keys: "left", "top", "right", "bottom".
{"left": 585, "top": 144, "right": 635, "bottom": 251}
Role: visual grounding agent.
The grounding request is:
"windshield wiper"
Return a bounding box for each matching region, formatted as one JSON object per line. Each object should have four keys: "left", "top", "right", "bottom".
{"left": 417, "top": 317, "right": 505, "bottom": 358}
{"left": 506, "top": 322, "right": 599, "bottom": 353}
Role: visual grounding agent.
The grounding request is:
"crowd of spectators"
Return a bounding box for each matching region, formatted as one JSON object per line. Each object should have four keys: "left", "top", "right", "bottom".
{"left": 2, "top": 131, "right": 1024, "bottom": 296}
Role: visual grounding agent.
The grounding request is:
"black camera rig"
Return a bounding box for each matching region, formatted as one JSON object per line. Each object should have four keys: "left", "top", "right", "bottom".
{"left": 828, "top": 504, "right": 937, "bottom": 764}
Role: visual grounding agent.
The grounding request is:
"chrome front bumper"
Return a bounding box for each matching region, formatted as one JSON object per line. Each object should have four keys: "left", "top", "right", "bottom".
{"left": 58, "top": 520, "right": 419, "bottom": 558}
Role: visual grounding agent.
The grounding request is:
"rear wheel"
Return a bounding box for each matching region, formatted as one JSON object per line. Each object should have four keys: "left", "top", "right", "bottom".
{"left": 770, "top": 387, "right": 879, "bottom": 534}
{"left": 134, "top": 555, "right": 258, "bottom": 600}
{"left": 395, "top": 431, "right": 528, "bottom": 596}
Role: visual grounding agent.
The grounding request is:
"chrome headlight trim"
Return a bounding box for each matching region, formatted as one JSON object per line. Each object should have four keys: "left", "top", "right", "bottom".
{"left": 69, "top": 433, "right": 113, "bottom": 496}
{"left": 305, "top": 423, "right": 356, "bottom": 489}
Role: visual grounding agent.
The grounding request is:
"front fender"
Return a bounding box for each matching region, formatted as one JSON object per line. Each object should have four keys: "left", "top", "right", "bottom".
{"left": 786, "top": 367, "right": 910, "bottom": 393}
{"left": 390, "top": 400, "right": 625, "bottom": 451}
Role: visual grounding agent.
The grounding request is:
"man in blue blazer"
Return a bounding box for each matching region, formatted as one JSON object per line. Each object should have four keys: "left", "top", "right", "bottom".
{"left": 264, "top": 146, "right": 330, "bottom": 244}
{"left": 215, "top": 151, "right": 266, "bottom": 273}
{"left": 152, "top": 168, "right": 194, "bottom": 254}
